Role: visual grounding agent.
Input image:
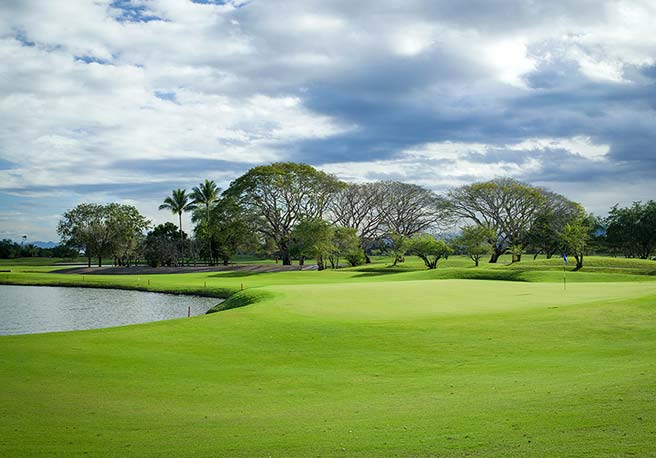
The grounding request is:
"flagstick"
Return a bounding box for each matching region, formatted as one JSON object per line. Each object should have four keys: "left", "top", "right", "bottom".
{"left": 562, "top": 253, "right": 567, "bottom": 291}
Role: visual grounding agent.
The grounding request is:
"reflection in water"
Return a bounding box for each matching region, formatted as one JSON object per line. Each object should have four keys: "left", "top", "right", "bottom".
{"left": 0, "top": 285, "right": 222, "bottom": 335}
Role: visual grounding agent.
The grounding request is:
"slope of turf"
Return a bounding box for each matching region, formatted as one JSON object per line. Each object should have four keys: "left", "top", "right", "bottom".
{"left": 1, "top": 276, "right": 655, "bottom": 457}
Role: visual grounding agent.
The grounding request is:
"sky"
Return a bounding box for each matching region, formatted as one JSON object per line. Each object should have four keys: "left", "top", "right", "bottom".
{"left": 1, "top": 0, "right": 655, "bottom": 242}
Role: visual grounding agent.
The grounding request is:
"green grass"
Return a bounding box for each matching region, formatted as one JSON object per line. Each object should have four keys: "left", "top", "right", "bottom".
{"left": 0, "top": 257, "right": 68, "bottom": 266}
{"left": 1, "top": 256, "right": 655, "bottom": 456}
{"left": 0, "top": 256, "right": 105, "bottom": 266}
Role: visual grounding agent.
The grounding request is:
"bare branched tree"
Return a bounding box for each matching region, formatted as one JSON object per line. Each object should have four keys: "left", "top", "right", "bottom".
{"left": 382, "top": 181, "right": 450, "bottom": 237}
{"left": 448, "top": 178, "right": 547, "bottom": 263}
{"left": 329, "top": 182, "right": 388, "bottom": 261}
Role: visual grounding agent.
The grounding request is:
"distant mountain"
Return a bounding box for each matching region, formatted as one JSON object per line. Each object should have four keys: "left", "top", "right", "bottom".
{"left": 29, "top": 241, "right": 58, "bottom": 248}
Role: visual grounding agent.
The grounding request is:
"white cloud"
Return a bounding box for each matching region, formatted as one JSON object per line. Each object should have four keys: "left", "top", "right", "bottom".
{"left": 484, "top": 39, "right": 536, "bottom": 88}
{"left": 0, "top": 0, "right": 654, "bottom": 240}
{"left": 510, "top": 136, "right": 610, "bottom": 161}
{"left": 0, "top": 34, "right": 350, "bottom": 191}
{"left": 319, "top": 141, "right": 545, "bottom": 189}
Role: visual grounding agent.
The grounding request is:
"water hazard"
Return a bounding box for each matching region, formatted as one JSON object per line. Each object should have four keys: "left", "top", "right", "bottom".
{"left": 0, "top": 285, "right": 222, "bottom": 335}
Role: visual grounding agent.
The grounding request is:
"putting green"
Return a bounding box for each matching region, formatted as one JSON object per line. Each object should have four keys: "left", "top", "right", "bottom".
{"left": 261, "top": 280, "right": 656, "bottom": 320}
{"left": 1, "top": 275, "right": 655, "bottom": 457}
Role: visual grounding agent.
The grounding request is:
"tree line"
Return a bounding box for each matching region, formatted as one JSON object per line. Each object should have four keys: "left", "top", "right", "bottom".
{"left": 52, "top": 162, "right": 656, "bottom": 269}
{"left": 0, "top": 239, "right": 78, "bottom": 259}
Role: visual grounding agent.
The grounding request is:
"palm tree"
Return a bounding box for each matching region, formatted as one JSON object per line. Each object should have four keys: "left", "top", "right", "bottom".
{"left": 191, "top": 179, "right": 221, "bottom": 225}
{"left": 159, "top": 188, "right": 197, "bottom": 242}
{"left": 191, "top": 180, "right": 221, "bottom": 265}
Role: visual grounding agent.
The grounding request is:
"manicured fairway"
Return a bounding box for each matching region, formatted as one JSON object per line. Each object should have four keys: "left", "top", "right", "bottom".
{"left": 1, "top": 269, "right": 655, "bottom": 457}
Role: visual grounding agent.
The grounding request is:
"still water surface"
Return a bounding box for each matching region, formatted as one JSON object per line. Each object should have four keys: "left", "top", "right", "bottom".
{"left": 0, "top": 285, "right": 221, "bottom": 335}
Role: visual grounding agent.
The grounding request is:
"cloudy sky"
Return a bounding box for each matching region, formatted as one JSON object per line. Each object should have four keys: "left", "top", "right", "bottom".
{"left": 1, "top": 0, "right": 655, "bottom": 242}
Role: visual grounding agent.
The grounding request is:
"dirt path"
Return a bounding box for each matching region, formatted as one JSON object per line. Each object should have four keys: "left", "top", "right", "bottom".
{"left": 52, "top": 264, "right": 317, "bottom": 275}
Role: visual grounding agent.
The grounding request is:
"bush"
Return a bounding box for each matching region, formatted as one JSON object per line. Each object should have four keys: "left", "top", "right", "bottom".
{"left": 346, "top": 250, "right": 366, "bottom": 267}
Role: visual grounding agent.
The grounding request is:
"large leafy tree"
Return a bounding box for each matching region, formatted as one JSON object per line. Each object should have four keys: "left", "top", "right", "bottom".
{"left": 606, "top": 201, "right": 656, "bottom": 259}
{"left": 58, "top": 203, "right": 113, "bottom": 267}
{"left": 58, "top": 203, "right": 148, "bottom": 267}
{"left": 107, "top": 204, "right": 150, "bottom": 266}
{"left": 328, "top": 226, "right": 361, "bottom": 269}
{"left": 527, "top": 192, "right": 585, "bottom": 259}
{"left": 203, "top": 197, "right": 255, "bottom": 266}
{"left": 143, "top": 223, "right": 183, "bottom": 268}
{"left": 290, "top": 218, "right": 334, "bottom": 269}
{"left": 448, "top": 178, "right": 547, "bottom": 263}
{"left": 159, "top": 188, "right": 197, "bottom": 241}
{"left": 223, "top": 162, "right": 343, "bottom": 265}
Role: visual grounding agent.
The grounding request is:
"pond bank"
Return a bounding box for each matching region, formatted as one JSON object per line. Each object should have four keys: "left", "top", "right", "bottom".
{"left": 0, "top": 284, "right": 223, "bottom": 335}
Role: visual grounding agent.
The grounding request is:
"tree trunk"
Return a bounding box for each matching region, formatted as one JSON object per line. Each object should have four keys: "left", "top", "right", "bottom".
{"left": 206, "top": 206, "right": 212, "bottom": 266}
{"left": 299, "top": 255, "right": 305, "bottom": 266}
{"left": 365, "top": 254, "right": 371, "bottom": 264}
{"left": 575, "top": 254, "right": 583, "bottom": 270}
{"left": 98, "top": 255, "right": 102, "bottom": 267}
{"left": 222, "top": 257, "right": 229, "bottom": 266}
{"left": 87, "top": 254, "right": 91, "bottom": 268}
{"left": 178, "top": 212, "right": 184, "bottom": 266}
{"left": 474, "top": 257, "right": 479, "bottom": 267}
{"left": 489, "top": 247, "right": 504, "bottom": 263}
{"left": 281, "top": 251, "right": 291, "bottom": 265}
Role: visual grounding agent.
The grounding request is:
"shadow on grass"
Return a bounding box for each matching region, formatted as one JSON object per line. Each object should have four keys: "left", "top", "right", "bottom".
{"left": 208, "top": 271, "right": 262, "bottom": 278}
{"left": 206, "top": 289, "right": 274, "bottom": 313}
{"left": 350, "top": 271, "right": 402, "bottom": 279}
{"left": 431, "top": 268, "right": 529, "bottom": 282}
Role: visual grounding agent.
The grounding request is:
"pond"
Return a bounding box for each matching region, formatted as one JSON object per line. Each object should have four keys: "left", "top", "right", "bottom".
{"left": 0, "top": 285, "right": 222, "bottom": 335}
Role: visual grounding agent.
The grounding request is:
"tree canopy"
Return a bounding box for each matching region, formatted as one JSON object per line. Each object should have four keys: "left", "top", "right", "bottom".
{"left": 57, "top": 203, "right": 149, "bottom": 267}
{"left": 224, "top": 162, "right": 343, "bottom": 265}
{"left": 448, "top": 178, "right": 547, "bottom": 262}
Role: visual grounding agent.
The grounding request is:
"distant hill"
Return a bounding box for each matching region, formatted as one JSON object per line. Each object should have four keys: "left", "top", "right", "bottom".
{"left": 29, "top": 241, "right": 58, "bottom": 248}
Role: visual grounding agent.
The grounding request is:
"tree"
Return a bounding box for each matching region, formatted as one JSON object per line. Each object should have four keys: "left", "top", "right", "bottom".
{"left": 606, "top": 201, "right": 656, "bottom": 259}
{"left": 290, "top": 218, "right": 334, "bottom": 270}
{"left": 150, "top": 222, "right": 185, "bottom": 239}
{"left": 158, "top": 189, "right": 197, "bottom": 242}
{"left": 143, "top": 223, "right": 181, "bottom": 267}
{"left": 527, "top": 193, "right": 585, "bottom": 259}
{"left": 329, "top": 182, "right": 388, "bottom": 262}
{"left": 561, "top": 217, "right": 591, "bottom": 270}
{"left": 107, "top": 204, "right": 150, "bottom": 266}
{"left": 58, "top": 203, "right": 111, "bottom": 267}
{"left": 456, "top": 224, "right": 494, "bottom": 267}
{"left": 406, "top": 234, "right": 452, "bottom": 269}
{"left": 224, "top": 162, "right": 343, "bottom": 265}
{"left": 328, "top": 226, "right": 361, "bottom": 269}
{"left": 448, "top": 178, "right": 547, "bottom": 263}
{"left": 0, "top": 239, "right": 21, "bottom": 258}
{"left": 58, "top": 203, "right": 148, "bottom": 267}
{"left": 191, "top": 180, "right": 221, "bottom": 264}
{"left": 388, "top": 232, "right": 408, "bottom": 266}
{"left": 382, "top": 181, "right": 450, "bottom": 237}
{"left": 204, "top": 197, "right": 255, "bottom": 265}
